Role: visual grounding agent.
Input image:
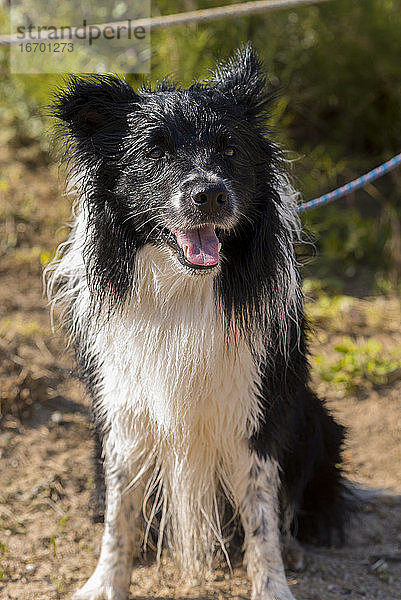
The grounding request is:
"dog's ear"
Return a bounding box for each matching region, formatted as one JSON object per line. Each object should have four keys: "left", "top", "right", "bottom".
{"left": 52, "top": 75, "right": 139, "bottom": 156}
{"left": 211, "top": 43, "right": 272, "bottom": 120}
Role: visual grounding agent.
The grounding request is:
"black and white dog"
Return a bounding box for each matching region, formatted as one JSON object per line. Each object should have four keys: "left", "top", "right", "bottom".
{"left": 48, "top": 45, "right": 349, "bottom": 600}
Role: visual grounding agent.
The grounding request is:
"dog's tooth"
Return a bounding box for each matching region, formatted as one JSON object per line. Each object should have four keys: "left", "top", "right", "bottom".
{"left": 218, "top": 243, "right": 222, "bottom": 252}
{"left": 183, "top": 245, "right": 189, "bottom": 259}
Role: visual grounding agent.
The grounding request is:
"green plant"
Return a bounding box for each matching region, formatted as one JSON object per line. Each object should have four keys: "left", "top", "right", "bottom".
{"left": 59, "top": 514, "right": 69, "bottom": 531}
{"left": 0, "top": 542, "right": 8, "bottom": 556}
{"left": 314, "top": 336, "right": 401, "bottom": 391}
{"left": 51, "top": 534, "right": 57, "bottom": 557}
{"left": 306, "top": 293, "right": 355, "bottom": 329}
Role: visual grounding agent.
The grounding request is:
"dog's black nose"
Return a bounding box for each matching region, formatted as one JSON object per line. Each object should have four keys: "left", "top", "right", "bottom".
{"left": 191, "top": 183, "right": 229, "bottom": 214}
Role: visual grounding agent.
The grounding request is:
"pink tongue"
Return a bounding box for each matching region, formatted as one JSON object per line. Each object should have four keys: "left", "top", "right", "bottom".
{"left": 174, "top": 225, "right": 220, "bottom": 266}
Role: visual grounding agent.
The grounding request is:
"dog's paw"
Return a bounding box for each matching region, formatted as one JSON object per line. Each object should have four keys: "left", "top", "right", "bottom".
{"left": 251, "top": 582, "right": 296, "bottom": 600}
{"left": 271, "top": 588, "right": 296, "bottom": 600}
{"left": 72, "top": 577, "right": 128, "bottom": 600}
{"left": 267, "top": 588, "right": 296, "bottom": 600}
{"left": 72, "top": 588, "right": 127, "bottom": 600}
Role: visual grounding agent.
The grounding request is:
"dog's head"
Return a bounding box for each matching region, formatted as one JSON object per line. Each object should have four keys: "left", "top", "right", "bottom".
{"left": 54, "top": 45, "right": 285, "bottom": 281}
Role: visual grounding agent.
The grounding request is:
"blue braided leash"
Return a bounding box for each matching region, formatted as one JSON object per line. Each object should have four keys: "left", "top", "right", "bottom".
{"left": 297, "top": 152, "right": 401, "bottom": 213}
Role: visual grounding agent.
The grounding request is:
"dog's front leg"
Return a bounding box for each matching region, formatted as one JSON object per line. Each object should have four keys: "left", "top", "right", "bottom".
{"left": 73, "top": 433, "right": 144, "bottom": 600}
{"left": 234, "top": 447, "right": 296, "bottom": 600}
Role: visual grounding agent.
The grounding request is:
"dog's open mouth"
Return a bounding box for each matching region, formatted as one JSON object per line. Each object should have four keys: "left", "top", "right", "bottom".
{"left": 159, "top": 225, "right": 221, "bottom": 270}
{"left": 174, "top": 225, "right": 221, "bottom": 269}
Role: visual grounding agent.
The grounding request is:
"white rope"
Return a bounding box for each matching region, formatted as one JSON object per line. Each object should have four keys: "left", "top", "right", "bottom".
{"left": 0, "top": 0, "right": 332, "bottom": 47}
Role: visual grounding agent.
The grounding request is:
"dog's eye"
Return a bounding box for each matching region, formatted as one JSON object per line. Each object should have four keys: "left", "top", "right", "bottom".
{"left": 223, "top": 147, "right": 236, "bottom": 157}
{"left": 149, "top": 147, "right": 165, "bottom": 159}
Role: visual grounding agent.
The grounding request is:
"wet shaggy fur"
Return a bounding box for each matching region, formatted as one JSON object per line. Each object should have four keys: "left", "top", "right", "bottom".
{"left": 48, "top": 44, "right": 350, "bottom": 600}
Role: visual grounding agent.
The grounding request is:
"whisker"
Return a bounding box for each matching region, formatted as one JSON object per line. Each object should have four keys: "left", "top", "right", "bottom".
{"left": 136, "top": 215, "right": 162, "bottom": 232}
{"left": 122, "top": 206, "right": 166, "bottom": 227}
{"left": 144, "top": 223, "right": 162, "bottom": 245}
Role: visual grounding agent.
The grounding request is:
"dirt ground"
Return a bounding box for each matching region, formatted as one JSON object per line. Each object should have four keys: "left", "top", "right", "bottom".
{"left": 0, "top": 147, "right": 400, "bottom": 600}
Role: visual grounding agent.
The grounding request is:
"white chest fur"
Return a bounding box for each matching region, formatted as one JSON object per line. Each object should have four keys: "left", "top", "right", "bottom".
{"left": 92, "top": 245, "right": 262, "bottom": 443}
